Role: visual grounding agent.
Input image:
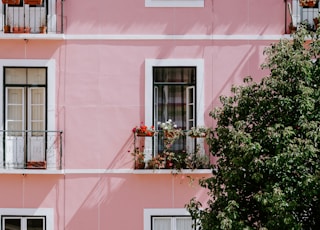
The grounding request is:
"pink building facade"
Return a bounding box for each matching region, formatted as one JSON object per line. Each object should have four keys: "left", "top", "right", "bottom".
{"left": 0, "top": 0, "right": 314, "bottom": 229}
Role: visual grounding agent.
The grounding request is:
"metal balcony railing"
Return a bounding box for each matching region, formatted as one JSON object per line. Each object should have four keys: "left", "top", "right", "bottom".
{"left": 1, "top": 0, "right": 65, "bottom": 34}
{"left": 0, "top": 130, "right": 63, "bottom": 170}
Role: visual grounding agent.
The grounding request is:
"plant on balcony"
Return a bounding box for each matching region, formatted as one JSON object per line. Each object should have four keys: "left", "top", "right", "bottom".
{"left": 131, "top": 147, "right": 146, "bottom": 169}
{"left": 299, "top": 0, "right": 317, "bottom": 7}
{"left": 158, "top": 119, "right": 184, "bottom": 148}
{"left": 185, "top": 146, "right": 211, "bottom": 170}
{"left": 132, "top": 122, "right": 155, "bottom": 137}
{"left": 164, "top": 151, "right": 188, "bottom": 170}
{"left": 147, "top": 154, "right": 165, "bottom": 169}
{"left": 188, "top": 126, "right": 208, "bottom": 138}
{"left": 2, "top": 0, "right": 20, "bottom": 4}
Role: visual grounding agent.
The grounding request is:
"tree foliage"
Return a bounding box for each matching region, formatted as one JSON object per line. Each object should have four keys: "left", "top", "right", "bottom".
{"left": 186, "top": 25, "right": 320, "bottom": 229}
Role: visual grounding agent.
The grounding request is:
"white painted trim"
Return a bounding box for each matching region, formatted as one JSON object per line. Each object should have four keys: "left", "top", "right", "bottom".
{"left": 64, "top": 34, "right": 287, "bottom": 41}
{"left": 0, "top": 59, "right": 56, "bottom": 169}
{"left": 144, "top": 208, "right": 191, "bottom": 230}
{"left": 0, "top": 34, "right": 288, "bottom": 41}
{"left": 0, "top": 168, "right": 211, "bottom": 174}
{"left": 0, "top": 208, "right": 54, "bottom": 230}
{"left": 145, "top": 59, "right": 205, "bottom": 159}
{"left": 145, "top": 0, "right": 204, "bottom": 7}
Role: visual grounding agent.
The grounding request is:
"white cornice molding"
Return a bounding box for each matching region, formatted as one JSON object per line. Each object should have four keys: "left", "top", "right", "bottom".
{"left": 64, "top": 34, "right": 289, "bottom": 41}
{"left": 0, "top": 34, "right": 290, "bottom": 41}
{"left": 0, "top": 168, "right": 212, "bottom": 175}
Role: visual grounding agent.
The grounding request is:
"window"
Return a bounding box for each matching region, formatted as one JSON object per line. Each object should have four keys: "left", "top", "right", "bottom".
{"left": 145, "top": 59, "right": 204, "bottom": 160}
{"left": 0, "top": 59, "right": 58, "bottom": 170}
{"left": 0, "top": 208, "right": 53, "bottom": 230}
{"left": 4, "top": 67, "right": 47, "bottom": 169}
{"left": 144, "top": 209, "right": 195, "bottom": 230}
{"left": 145, "top": 0, "right": 204, "bottom": 7}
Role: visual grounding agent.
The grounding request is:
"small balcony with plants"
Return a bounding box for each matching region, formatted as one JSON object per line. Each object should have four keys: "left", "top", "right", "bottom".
{"left": 0, "top": 130, "right": 63, "bottom": 172}
{"left": 1, "top": 0, "right": 65, "bottom": 36}
{"left": 287, "top": 0, "right": 320, "bottom": 33}
{"left": 131, "top": 120, "right": 212, "bottom": 173}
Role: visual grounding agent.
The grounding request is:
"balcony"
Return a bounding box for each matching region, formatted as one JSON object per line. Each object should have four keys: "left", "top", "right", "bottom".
{"left": 1, "top": 0, "right": 65, "bottom": 35}
{"left": 0, "top": 130, "right": 63, "bottom": 171}
{"left": 287, "top": 0, "right": 319, "bottom": 33}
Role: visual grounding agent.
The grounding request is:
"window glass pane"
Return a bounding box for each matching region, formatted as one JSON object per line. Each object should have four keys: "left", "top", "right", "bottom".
{"left": 27, "top": 218, "right": 44, "bottom": 230}
{"left": 154, "top": 67, "right": 195, "bottom": 83}
{"left": 4, "top": 218, "right": 21, "bottom": 230}
{"left": 8, "top": 88, "right": 23, "bottom": 104}
{"left": 176, "top": 217, "right": 193, "bottom": 230}
{"left": 153, "top": 217, "right": 171, "bottom": 230}
{"left": 7, "top": 88, "right": 24, "bottom": 134}
{"left": 27, "top": 68, "right": 46, "bottom": 84}
{"left": 5, "top": 68, "right": 27, "bottom": 84}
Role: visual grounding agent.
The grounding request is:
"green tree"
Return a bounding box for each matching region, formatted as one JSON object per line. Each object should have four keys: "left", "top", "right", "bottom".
{"left": 186, "top": 25, "right": 320, "bottom": 229}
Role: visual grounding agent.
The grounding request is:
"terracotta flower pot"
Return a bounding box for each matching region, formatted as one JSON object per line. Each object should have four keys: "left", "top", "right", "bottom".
{"left": 24, "top": 27, "right": 31, "bottom": 33}
{"left": 13, "top": 26, "right": 24, "bottom": 33}
{"left": 135, "top": 161, "right": 145, "bottom": 169}
{"left": 39, "top": 26, "right": 47, "bottom": 34}
{"left": 4, "top": 25, "right": 10, "bottom": 33}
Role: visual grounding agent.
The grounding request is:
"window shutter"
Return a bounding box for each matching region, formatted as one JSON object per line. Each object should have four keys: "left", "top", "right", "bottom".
{"left": 186, "top": 86, "right": 195, "bottom": 153}
{"left": 186, "top": 86, "right": 195, "bottom": 130}
{"left": 6, "top": 87, "right": 24, "bottom": 135}
{"left": 153, "top": 86, "right": 159, "bottom": 155}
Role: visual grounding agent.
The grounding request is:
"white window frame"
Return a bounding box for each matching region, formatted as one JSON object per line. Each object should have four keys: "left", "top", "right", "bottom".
{"left": 0, "top": 208, "right": 53, "bottom": 230}
{"left": 144, "top": 208, "right": 194, "bottom": 230}
{"left": 145, "top": 0, "right": 204, "bottom": 8}
{"left": 0, "top": 59, "right": 56, "bottom": 169}
{"left": 145, "top": 59, "right": 204, "bottom": 161}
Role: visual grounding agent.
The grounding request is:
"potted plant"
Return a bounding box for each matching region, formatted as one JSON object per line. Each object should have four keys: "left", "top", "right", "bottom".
{"left": 3, "top": 25, "right": 10, "bottom": 33}
{"left": 12, "top": 26, "right": 24, "bottom": 33}
{"left": 39, "top": 25, "right": 47, "bottom": 34}
{"left": 314, "top": 17, "right": 319, "bottom": 30}
{"left": 158, "top": 119, "right": 184, "bottom": 149}
{"left": 188, "top": 126, "right": 208, "bottom": 138}
{"left": 2, "top": 0, "right": 20, "bottom": 4}
{"left": 132, "top": 122, "right": 155, "bottom": 137}
{"left": 131, "top": 147, "right": 146, "bottom": 169}
{"left": 147, "top": 155, "right": 165, "bottom": 169}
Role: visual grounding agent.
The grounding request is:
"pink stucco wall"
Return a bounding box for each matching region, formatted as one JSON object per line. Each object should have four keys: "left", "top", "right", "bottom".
{"left": 0, "top": 0, "right": 286, "bottom": 229}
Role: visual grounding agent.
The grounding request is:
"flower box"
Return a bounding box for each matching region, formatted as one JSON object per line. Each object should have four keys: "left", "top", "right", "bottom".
{"left": 26, "top": 161, "right": 46, "bottom": 169}
{"left": 299, "top": 0, "right": 317, "bottom": 7}
{"left": 2, "top": 0, "right": 20, "bottom": 5}
{"left": 24, "top": 0, "right": 42, "bottom": 5}
{"left": 133, "top": 123, "right": 155, "bottom": 137}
